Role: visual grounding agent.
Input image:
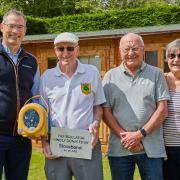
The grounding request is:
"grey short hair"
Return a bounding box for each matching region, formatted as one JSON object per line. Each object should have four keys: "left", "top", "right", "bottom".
{"left": 166, "top": 39, "right": 180, "bottom": 59}
{"left": 119, "top": 33, "right": 144, "bottom": 48}
{"left": 2, "top": 9, "right": 27, "bottom": 26}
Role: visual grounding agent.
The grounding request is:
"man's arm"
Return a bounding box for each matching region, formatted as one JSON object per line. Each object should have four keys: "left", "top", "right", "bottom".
{"left": 89, "top": 105, "right": 103, "bottom": 149}
{"left": 103, "top": 107, "right": 125, "bottom": 138}
{"left": 143, "top": 100, "right": 168, "bottom": 134}
{"left": 93, "top": 105, "right": 103, "bottom": 127}
{"left": 31, "top": 66, "right": 40, "bottom": 96}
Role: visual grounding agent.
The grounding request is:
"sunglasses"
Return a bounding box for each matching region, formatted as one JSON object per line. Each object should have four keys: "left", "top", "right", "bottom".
{"left": 168, "top": 53, "right": 180, "bottom": 59}
{"left": 55, "top": 46, "right": 77, "bottom": 52}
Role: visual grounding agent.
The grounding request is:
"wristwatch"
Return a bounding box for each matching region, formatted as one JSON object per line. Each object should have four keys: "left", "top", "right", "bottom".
{"left": 139, "top": 128, "right": 147, "bottom": 137}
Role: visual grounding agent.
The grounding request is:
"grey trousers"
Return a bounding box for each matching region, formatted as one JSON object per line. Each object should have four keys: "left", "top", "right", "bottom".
{"left": 45, "top": 141, "right": 104, "bottom": 180}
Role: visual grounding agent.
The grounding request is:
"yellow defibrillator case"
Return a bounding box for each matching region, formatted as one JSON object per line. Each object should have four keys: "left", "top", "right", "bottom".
{"left": 17, "top": 95, "right": 48, "bottom": 139}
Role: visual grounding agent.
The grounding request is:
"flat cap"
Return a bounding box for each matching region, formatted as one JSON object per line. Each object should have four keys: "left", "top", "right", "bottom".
{"left": 54, "top": 32, "right": 79, "bottom": 45}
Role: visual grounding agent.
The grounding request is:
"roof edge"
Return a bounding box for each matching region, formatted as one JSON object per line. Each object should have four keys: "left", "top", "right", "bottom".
{"left": 23, "top": 23, "right": 180, "bottom": 44}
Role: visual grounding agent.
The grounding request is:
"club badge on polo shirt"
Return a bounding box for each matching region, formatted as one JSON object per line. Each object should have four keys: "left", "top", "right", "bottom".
{"left": 81, "top": 83, "right": 91, "bottom": 95}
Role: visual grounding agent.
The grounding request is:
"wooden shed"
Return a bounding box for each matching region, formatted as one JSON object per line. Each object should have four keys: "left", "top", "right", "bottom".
{"left": 24, "top": 24, "right": 180, "bottom": 153}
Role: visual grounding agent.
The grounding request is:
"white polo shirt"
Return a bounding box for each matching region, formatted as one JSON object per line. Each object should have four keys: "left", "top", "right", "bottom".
{"left": 40, "top": 60, "right": 105, "bottom": 130}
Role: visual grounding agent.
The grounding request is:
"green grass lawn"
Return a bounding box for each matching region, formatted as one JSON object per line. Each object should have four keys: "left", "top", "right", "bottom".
{"left": 28, "top": 148, "right": 140, "bottom": 180}
{"left": 28, "top": 148, "right": 46, "bottom": 180}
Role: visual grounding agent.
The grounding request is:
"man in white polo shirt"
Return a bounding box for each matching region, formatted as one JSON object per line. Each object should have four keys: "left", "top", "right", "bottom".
{"left": 40, "top": 32, "right": 105, "bottom": 180}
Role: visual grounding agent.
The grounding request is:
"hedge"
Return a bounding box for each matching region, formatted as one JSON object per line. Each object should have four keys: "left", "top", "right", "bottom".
{"left": 0, "top": 5, "right": 180, "bottom": 35}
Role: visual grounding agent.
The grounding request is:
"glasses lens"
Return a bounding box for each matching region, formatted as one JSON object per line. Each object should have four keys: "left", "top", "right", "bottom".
{"left": 56, "top": 46, "right": 75, "bottom": 52}
{"left": 168, "top": 53, "right": 176, "bottom": 59}
{"left": 57, "top": 47, "right": 64, "bottom": 52}
{"left": 66, "top": 47, "right": 75, "bottom": 51}
{"left": 168, "top": 53, "right": 180, "bottom": 59}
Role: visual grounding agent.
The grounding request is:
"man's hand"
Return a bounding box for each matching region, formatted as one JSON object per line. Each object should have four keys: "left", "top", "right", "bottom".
{"left": 128, "top": 142, "right": 144, "bottom": 153}
{"left": 89, "top": 120, "right": 100, "bottom": 149}
{"left": 41, "top": 137, "right": 59, "bottom": 160}
{"left": 120, "top": 130, "right": 144, "bottom": 151}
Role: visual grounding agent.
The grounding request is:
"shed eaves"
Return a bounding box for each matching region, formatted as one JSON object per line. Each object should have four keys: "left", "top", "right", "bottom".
{"left": 23, "top": 23, "right": 180, "bottom": 44}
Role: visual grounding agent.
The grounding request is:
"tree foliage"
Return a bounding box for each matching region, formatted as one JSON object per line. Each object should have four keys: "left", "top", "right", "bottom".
{"left": 0, "top": 0, "right": 179, "bottom": 17}
{"left": 10, "top": 5, "right": 180, "bottom": 35}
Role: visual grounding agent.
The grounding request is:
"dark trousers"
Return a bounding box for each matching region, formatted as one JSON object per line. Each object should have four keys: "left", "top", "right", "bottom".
{"left": 164, "top": 146, "right": 180, "bottom": 180}
{"left": 0, "top": 135, "right": 32, "bottom": 180}
{"left": 109, "top": 154, "right": 163, "bottom": 180}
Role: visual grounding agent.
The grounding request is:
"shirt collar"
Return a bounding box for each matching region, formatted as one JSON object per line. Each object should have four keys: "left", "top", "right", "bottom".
{"left": 120, "top": 61, "right": 146, "bottom": 74}
{"left": 2, "top": 43, "right": 22, "bottom": 56}
{"left": 54, "top": 59, "right": 85, "bottom": 76}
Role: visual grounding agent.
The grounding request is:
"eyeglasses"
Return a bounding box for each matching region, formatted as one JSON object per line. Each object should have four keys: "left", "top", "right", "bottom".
{"left": 55, "top": 46, "right": 78, "bottom": 52}
{"left": 121, "top": 47, "right": 142, "bottom": 53}
{"left": 3, "top": 23, "right": 25, "bottom": 31}
{"left": 168, "top": 53, "right": 180, "bottom": 59}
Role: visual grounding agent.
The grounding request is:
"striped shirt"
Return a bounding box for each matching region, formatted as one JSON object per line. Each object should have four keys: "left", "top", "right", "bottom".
{"left": 163, "top": 90, "right": 180, "bottom": 146}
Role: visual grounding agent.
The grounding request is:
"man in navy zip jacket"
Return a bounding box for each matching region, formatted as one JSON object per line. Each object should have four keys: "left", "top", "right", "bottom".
{"left": 0, "top": 9, "right": 40, "bottom": 180}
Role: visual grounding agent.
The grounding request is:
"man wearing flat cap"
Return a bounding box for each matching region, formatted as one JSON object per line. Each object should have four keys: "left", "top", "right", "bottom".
{"left": 40, "top": 32, "right": 105, "bottom": 180}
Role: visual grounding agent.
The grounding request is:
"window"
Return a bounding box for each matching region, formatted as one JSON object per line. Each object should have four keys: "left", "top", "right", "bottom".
{"left": 79, "top": 55, "right": 101, "bottom": 71}
{"left": 48, "top": 58, "right": 57, "bottom": 69}
{"left": 145, "top": 51, "right": 158, "bottom": 67}
{"left": 47, "top": 56, "right": 102, "bottom": 71}
{"left": 163, "top": 50, "right": 170, "bottom": 72}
